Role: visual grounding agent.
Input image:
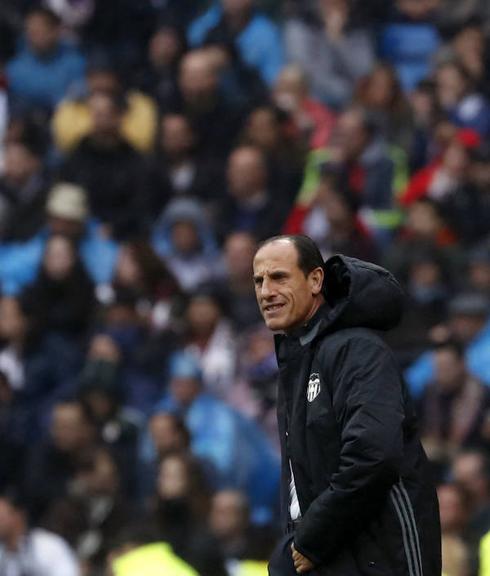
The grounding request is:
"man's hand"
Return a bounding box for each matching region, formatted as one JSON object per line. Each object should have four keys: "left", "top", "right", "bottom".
{"left": 291, "top": 543, "right": 315, "bottom": 573}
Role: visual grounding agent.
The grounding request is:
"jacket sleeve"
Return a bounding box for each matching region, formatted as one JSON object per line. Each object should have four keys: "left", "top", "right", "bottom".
{"left": 294, "top": 335, "right": 405, "bottom": 565}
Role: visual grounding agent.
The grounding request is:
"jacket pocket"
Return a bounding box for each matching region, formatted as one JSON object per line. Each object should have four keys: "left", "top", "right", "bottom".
{"left": 352, "top": 531, "right": 394, "bottom": 576}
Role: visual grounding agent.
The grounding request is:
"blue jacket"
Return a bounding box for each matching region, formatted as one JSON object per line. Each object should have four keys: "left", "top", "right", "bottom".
{"left": 7, "top": 41, "right": 85, "bottom": 111}
{"left": 406, "top": 318, "right": 490, "bottom": 398}
{"left": 155, "top": 392, "right": 280, "bottom": 522}
{"left": 379, "top": 22, "right": 440, "bottom": 91}
{"left": 0, "top": 220, "right": 119, "bottom": 295}
{"left": 189, "top": 4, "right": 284, "bottom": 86}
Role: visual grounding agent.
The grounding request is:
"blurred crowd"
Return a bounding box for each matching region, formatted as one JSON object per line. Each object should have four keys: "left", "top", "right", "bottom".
{"left": 0, "top": 0, "right": 489, "bottom": 574}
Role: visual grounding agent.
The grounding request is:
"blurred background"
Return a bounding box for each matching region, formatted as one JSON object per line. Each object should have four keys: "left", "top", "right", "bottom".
{"left": 0, "top": 0, "right": 489, "bottom": 574}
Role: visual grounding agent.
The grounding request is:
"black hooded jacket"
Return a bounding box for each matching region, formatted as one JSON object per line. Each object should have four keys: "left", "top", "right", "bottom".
{"left": 274, "top": 255, "right": 441, "bottom": 575}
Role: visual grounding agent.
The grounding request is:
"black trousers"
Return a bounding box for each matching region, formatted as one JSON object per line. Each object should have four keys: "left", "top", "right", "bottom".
{"left": 268, "top": 534, "right": 327, "bottom": 576}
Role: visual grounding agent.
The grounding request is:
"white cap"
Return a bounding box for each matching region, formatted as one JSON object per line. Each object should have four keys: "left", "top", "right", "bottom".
{"left": 46, "top": 182, "right": 89, "bottom": 222}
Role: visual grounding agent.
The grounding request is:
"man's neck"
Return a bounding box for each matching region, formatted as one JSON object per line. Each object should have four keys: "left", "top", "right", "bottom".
{"left": 285, "top": 296, "right": 325, "bottom": 337}
{"left": 4, "top": 525, "right": 24, "bottom": 552}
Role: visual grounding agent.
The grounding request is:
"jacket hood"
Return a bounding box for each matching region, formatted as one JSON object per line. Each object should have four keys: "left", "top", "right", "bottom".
{"left": 151, "top": 198, "right": 218, "bottom": 259}
{"left": 321, "top": 255, "right": 404, "bottom": 332}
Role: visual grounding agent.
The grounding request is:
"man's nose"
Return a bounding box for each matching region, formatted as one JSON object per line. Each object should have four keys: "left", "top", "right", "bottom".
{"left": 261, "top": 277, "right": 274, "bottom": 299}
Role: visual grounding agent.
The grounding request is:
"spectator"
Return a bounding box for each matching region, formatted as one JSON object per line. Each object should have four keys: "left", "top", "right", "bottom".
{"left": 294, "top": 105, "right": 408, "bottom": 243}
{"left": 218, "top": 145, "right": 291, "bottom": 241}
{"left": 406, "top": 292, "right": 490, "bottom": 397}
{"left": 109, "top": 240, "right": 182, "bottom": 331}
{"left": 284, "top": 163, "right": 379, "bottom": 262}
{"left": 0, "top": 136, "right": 48, "bottom": 241}
{"left": 439, "top": 22, "right": 488, "bottom": 95}
{"left": 6, "top": 6, "right": 85, "bottom": 113}
{"left": 284, "top": 0, "right": 375, "bottom": 108}
{"left": 398, "top": 128, "right": 490, "bottom": 245}
{"left": 408, "top": 79, "right": 440, "bottom": 172}
{"left": 400, "top": 128, "right": 479, "bottom": 207}
{"left": 94, "top": 300, "right": 169, "bottom": 415}
{"left": 217, "top": 231, "right": 263, "bottom": 331}
{"left": 60, "top": 91, "right": 149, "bottom": 239}
{"left": 328, "top": 106, "right": 402, "bottom": 210}
{"left": 435, "top": 60, "right": 490, "bottom": 137}
{"left": 148, "top": 412, "right": 191, "bottom": 461}
{"left": 134, "top": 24, "right": 186, "bottom": 111}
{"left": 201, "top": 42, "right": 268, "bottom": 111}
{"left": 53, "top": 58, "right": 158, "bottom": 154}
{"left": 385, "top": 248, "right": 450, "bottom": 367}
{"left": 0, "top": 182, "right": 119, "bottom": 295}
{"left": 155, "top": 351, "right": 280, "bottom": 520}
{"left": 452, "top": 450, "right": 490, "bottom": 543}
{"left": 384, "top": 197, "right": 464, "bottom": 285}
{"left": 150, "top": 452, "right": 227, "bottom": 576}
{"left": 138, "top": 411, "right": 196, "bottom": 499}
{"left": 152, "top": 197, "right": 221, "bottom": 292}
{"left": 379, "top": 0, "right": 441, "bottom": 91}
{"left": 272, "top": 65, "right": 336, "bottom": 150}
{"left": 175, "top": 49, "right": 247, "bottom": 162}
{"left": 189, "top": 0, "right": 284, "bottom": 86}
{"left": 438, "top": 483, "right": 470, "bottom": 538}
{"left": 78, "top": 335, "right": 143, "bottom": 496}
{"left": 467, "top": 242, "right": 490, "bottom": 296}
{"left": 232, "top": 325, "right": 279, "bottom": 449}
{"left": 43, "top": 446, "right": 132, "bottom": 574}
{"left": 0, "top": 296, "right": 83, "bottom": 441}
{"left": 0, "top": 488, "right": 80, "bottom": 576}
{"left": 419, "top": 340, "right": 490, "bottom": 474}
{"left": 241, "top": 105, "right": 304, "bottom": 205}
{"left": 149, "top": 113, "right": 225, "bottom": 216}
{"left": 183, "top": 286, "right": 237, "bottom": 398}
{"left": 20, "top": 234, "right": 95, "bottom": 338}
{"left": 24, "top": 401, "right": 97, "bottom": 521}
{"left": 209, "top": 489, "right": 275, "bottom": 567}
{"left": 355, "top": 62, "right": 415, "bottom": 154}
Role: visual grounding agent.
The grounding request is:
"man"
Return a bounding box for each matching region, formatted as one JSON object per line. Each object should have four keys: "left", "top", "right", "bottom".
{"left": 6, "top": 6, "right": 85, "bottom": 112}
{"left": 176, "top": 50, "right": 246, "bottom": 161}
{"left": 60, "top": 91, "right": 149, "bottom": 240}
{"left": 418, "top": 339, "right": 490, "bottom": 473}
{"left": 0, "top": 488, "right": 80, "bottom": 576}
{"left": 218, "top": 145, "right": 290, "bottom": 241}
{"left": 0, "top": 182, "right": 118, "bottom": 295}
{"left": 24, "top": 401, "right": 98, "bottom": 520}
{"left": 188, "top": 0, "right": 284, "bottom": 86}
{"left": 252, "top": 235, "right": 441, "bottom": 575}
{"left": 0, "top": 136, "right": 48, "bottom": 241}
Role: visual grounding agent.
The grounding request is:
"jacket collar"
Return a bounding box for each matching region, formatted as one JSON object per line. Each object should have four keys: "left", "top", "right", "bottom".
{"left": 274, "top": 303, "right": 330, "bottom": 348}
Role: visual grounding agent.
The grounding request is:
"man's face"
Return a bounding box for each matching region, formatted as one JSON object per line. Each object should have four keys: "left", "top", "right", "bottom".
{"left": 433, "top": 349, "right": 465, "bottom": 392}
{"left": 222, "top": 0, "right": 254, "bottom": 17}
{"left": 227, "top": 147, "right": 266, "bottom": 200}
{"left": 88, "top": 94, "right": 122, "bottom": 139}
{"left": 179, "top": 52, "right": 218, "bottom": 104}
{"left": 25, "top": 13, "right": 59, "bottom": 55}
{"left": 50, "top": 403, "right": 90, "bottom": 453}
{"left": 331, "top": 110, "right": 368, "bottom": 161}
{"left": 0, "top": 499, "right": 16, "bottom": 541}
{"left": 253, "top": 240, "right": 324, "bottom": 333}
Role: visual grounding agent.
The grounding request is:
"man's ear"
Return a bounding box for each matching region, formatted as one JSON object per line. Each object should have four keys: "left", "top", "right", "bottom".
{"left": 309, "top": 266, "right": 324, "bottom": 296}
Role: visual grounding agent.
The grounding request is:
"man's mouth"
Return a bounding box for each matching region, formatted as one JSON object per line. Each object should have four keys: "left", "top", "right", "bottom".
{"left": 263, "top": 303, "right": 285, "bottom": 314}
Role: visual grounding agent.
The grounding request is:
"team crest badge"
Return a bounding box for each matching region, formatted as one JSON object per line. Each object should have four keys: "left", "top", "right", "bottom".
{"left": 307, "top": 373, "right": 321, "bottom": 402}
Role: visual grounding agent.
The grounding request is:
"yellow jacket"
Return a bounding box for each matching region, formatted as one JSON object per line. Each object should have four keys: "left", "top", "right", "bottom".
{"left": 112, "top": 543, "right": 199, "bottom": 576}
{"left": 52, "top": 91, "right": 157, "bottom": 153}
